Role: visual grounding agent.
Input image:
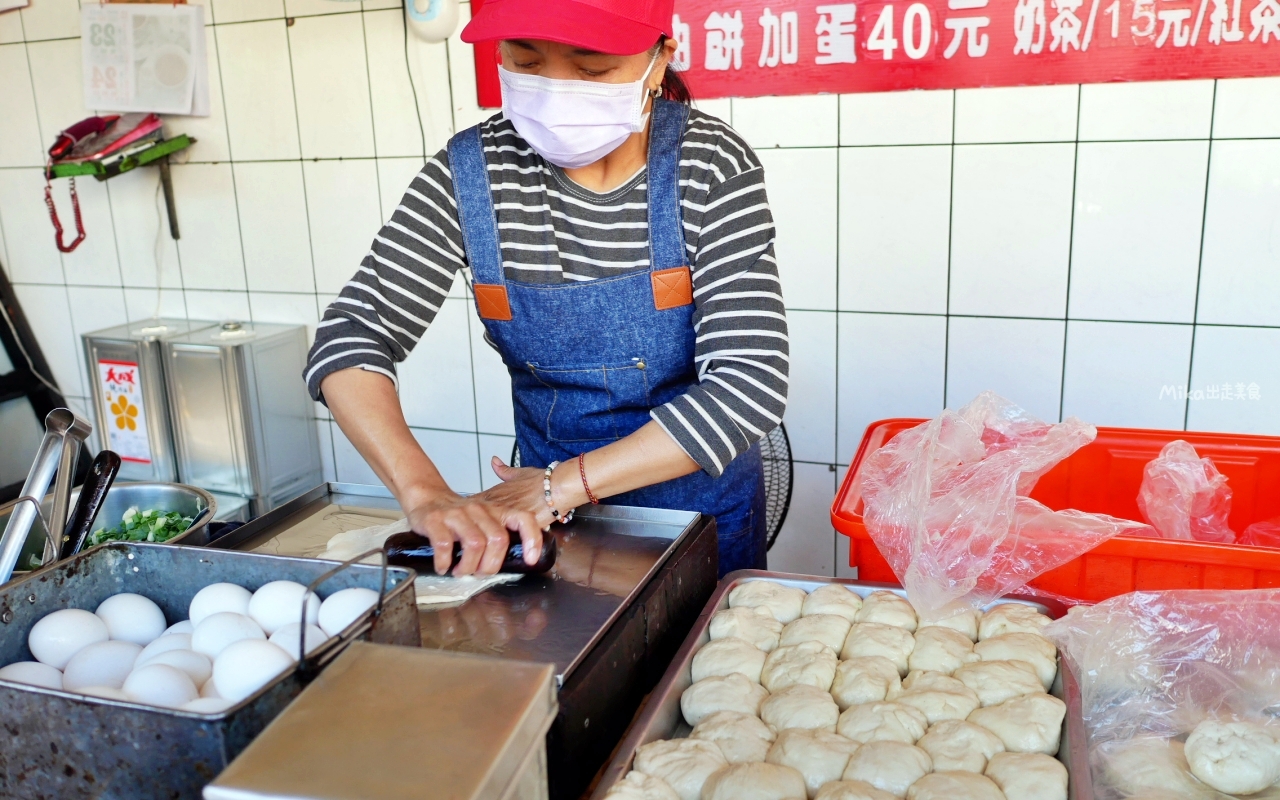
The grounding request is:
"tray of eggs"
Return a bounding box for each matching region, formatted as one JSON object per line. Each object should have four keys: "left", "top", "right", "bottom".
{"left": 0, "top": 542, "right": 419, "bottom": 800}
{"left": 590, "top": 571, "right": 1091, "bottom": 800}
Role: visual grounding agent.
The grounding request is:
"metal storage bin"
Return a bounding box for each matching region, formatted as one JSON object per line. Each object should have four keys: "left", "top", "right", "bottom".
{"left": 82, "top": 318, "right": 217, "bottom": 482}
{"left": 164, "top": 321, "right": 321, "bottom": 517}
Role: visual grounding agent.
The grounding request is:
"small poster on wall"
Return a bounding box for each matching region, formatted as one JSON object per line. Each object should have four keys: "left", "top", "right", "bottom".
{"left": 81, "top": 3, "right": 210, "bottom": 115}
{"left": 97, "top": 360, "right": 153, "bottom": 465}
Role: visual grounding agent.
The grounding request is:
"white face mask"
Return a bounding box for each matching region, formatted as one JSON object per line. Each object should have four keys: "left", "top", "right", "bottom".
{"left": 499, "top": 53, "right": 659, "bottom": 170}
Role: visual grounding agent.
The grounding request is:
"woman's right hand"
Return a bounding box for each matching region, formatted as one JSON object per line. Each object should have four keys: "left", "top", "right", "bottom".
{"left": 404, "top": 492, "right": 543, "bottom": 577}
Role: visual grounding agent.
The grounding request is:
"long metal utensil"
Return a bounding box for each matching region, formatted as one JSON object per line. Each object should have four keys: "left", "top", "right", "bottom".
{"left": 59, "top": 450, "right": 121, "bottom": 560}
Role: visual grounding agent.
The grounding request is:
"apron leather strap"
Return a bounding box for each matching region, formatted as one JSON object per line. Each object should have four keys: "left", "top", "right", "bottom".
{"left": 447, "top": 124, "right": 510, "bottom": 320}
{"left": 646, "top": 100, "right": 693, "bottom": 310}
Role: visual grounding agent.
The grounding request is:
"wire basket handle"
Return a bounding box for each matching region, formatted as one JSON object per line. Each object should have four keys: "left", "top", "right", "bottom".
{"left": 295, "top": 548, "right": 390, "bottom": 678}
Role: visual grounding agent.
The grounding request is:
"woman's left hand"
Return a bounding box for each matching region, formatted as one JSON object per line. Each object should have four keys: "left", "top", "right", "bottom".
{"left": 480, "top": 457, "right": 584, "bottom": 527}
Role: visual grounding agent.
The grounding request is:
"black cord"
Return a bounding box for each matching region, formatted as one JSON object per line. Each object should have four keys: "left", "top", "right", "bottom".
{"left": 402, "top": 2, "right": 429, "bottom": 159}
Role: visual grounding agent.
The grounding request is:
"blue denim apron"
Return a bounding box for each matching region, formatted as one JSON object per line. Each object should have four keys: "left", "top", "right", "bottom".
{"left": 447, "top": 100, "right": 766, "bottom": 576}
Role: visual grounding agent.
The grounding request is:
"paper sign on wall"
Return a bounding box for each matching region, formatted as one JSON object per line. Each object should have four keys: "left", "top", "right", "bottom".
{"left": 81, "top": 3, "right": 210, "bottom": 116}
{"left": 97, "top": 360, "right": 153, "bottom": 465}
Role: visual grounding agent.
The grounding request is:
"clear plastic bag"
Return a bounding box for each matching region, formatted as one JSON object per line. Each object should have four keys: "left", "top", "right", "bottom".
{"left": 1135, "top": 440, "right": 1236, "bottom": 544}
{"left": 1240, "top": 516, "right": 1280, "bottom": 549}
{"left": 1044, "top": 589, "right": 1280, "bottom": 799}
{"left": 858, "top": 391, "right": 1153, "bottom": 618}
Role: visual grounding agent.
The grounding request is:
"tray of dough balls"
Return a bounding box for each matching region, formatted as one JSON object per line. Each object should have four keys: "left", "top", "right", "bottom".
{"left": 0, "top": 542, "right": 420, "bottom": 800}
{"left": 591, "top": 571, "right": 1090, "bottom": 800}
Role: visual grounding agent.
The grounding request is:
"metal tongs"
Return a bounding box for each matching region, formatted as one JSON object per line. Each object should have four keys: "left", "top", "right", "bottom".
{"left": 0, "top": 408, "right": 92, "bottom": 584}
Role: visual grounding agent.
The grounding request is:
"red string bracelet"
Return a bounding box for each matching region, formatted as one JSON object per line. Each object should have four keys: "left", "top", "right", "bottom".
{"left": 578, "top": 453, "right": 599, "bottom": 504}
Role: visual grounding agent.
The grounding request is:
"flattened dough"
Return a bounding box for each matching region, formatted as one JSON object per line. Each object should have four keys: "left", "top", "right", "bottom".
{"left": 837, "top": 701, "right": 928, "bottom": 745}
{"left": 766, "top": 728, "right": 861, "bottom": 798}
{"left": 919, "top": 607, "right": 979, "bottom": 642}
{"left": 780, "top": 614, "right": 853, "bottom": 652}
{"left": 730, "top": 581, "right": 807, "bottom": 624}
{"left": 905, "top": 771, "right": 1003, "bottom": 800}
{"left": 973, "top": 632, "right": 1057, "bottom": 690}
{"left": 700, "top": 762, "right": 808, "bottom": 800}
{"left": 634, "top": 738, "right": 727, "bottom": 800}
{"left": 897, "top": 671, "right": 981, "bottom": 725}
{"left": 831, "top": 656, "right": 903, "bottom": 710}
{"left": 967, "top": 692, "right": 1065, "bottom": 755}
{"left": 761, "top": 684, "right": 840, "bottom": 733}
{"left": 710, "top": 607, "right": 784, "bottom": 653}
{"left": 802, "top": 585, "right": 864, "bottom": 622}
{"left": 917, "top": 720, "right": 1005, "bottom": 773}
{"left": 691, "top": 711, "right": 777, "bottom": 764}
{"left": 984, "top": 752, "right": 1066, "bottom": 800}
{"left": 762, "top": 641, "right": 839, "bottom": 692}
{"left": 1184, "top": 719, "right": 1280, "bottom": 795}
{"left": 1096, "top": 737, "right": 1217, "bottom": 800}
{"left": 842, "top": 741, "right": 932, "bottom": 797}
{"left": 605, "top": 771, "right": 682, "bottom": 800}
{"left": 978, "top": 604, "right": 1051, "bottom": 641}
{"left": 692, "top": 636, "right": 767, "bottom": 683}
{"left": 841, "top": 623, "right": 916, "bottom": 676}
{"left": 814, "top": 781, "right": 896, "bottom": 800}
{"left": 856, "top": 592, "right": 918, "bottom": 632}
{"left": 681, "top": 674, "right": 770, "bottom": 726}
{"left": 908, "top": 627, "right": 978, "bottom": 676}
{"left": 953, "top": 660, "right": 1043, "bottom": 707}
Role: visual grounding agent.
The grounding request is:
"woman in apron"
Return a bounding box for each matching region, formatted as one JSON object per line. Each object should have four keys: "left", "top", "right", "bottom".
{"left": 306, "top": 0, "right": 789, "bottom": 578}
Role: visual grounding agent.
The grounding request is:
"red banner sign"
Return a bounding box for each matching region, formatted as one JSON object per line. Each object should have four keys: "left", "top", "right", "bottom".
{"left": 470, "top": 0, "right": 1279, "bottom": 105}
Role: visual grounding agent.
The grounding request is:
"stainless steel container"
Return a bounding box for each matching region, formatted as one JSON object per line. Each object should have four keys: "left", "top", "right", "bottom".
{"left": 82, "top": 318, "right": 217, "bottom": 482}
{"left": 0, "top": 542, "right": 420, "bottom": 799}
{"left": 590, "top": 571, "right": 1092, "bottom": 800}
{"left": 163, "top": 321, "right": 321, "bottom": 517}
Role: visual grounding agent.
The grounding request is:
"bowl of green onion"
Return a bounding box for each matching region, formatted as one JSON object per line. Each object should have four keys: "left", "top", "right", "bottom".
{"left": 86, "top": 482, "right": 217, "bottom": 548}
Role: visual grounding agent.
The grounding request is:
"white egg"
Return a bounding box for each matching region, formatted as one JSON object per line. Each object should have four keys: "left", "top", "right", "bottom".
{"left": 201, "top": 677, "right": 221, "bottom": 698}
{"left": 95, "top": 593, "right": 167, "bottom": 646}
{"left": 80, "top": 685, "right": 130, "bottom": 701}
{"left": 189, "top": 583, "right": 251, "bottom": 627}
{"left": 213, "top": 640, "right": 294, "bottom": 703}
{"left": 317, "top": 588, "right": 379, "bottom": 637}
{"left": 248, "top": 581, "right": 321, "bottom": 636}
{"left": 182, "top": 697, "right": 235, "bottom": 714}
{"left": 191, "top": 612, "right": 265, "bottom": 659}
{"left": 123, "top": 664, "right": 198, "bottom": 708}
{"left": 0, "top": 661, "right": 64, "bottom": 690}
{"left": 269, "top": 623, "right": 330, "bottom": 660}
{"left": 62, "top": 640, "right": 142, "bottom": 692}
{"left": 164, "top": 620, "right": 194, "bottom": 636}
{"left": 136, "top": 634, "right": 192, "bottom": 666}
{"left": 144, "top": 649, "right": 212, "bottom": 687}
{"left": 28, "top": 609, "right": 110, "bottom": 669}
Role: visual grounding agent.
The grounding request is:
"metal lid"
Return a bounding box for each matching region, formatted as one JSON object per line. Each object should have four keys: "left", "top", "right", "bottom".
{"left": 203, "top": 643, "right": 557, "bottom": 800}
{"left": 81, "top": 318, "right": 220, "bottom": 343}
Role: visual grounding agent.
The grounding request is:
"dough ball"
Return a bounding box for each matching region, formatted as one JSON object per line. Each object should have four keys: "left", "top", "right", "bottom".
{"left": 761, "top": 684, "right": 840, "bottom": 734}
{"left": 917, "top": 720, "right": 1005, "bottom": 773}
{"left": 905, "top": 771, "right": 1003, "bottom": 800}
{"left": 700, "top": 762, "right": 808, "bottom": 800}
{"left": 711, "top": 607, "right": 784, "bottom": 653}
{"left": 908, "top": 627, "right": 978, "bottom": 676}
{"left": 730, "top": 581, "right": 808, "bottom": 624}
{"left": 855, "top": 592, "right": 918, "bottom": 632}
{"left": 762, "top": 642, "right": 839, "bottom": 692}
{"left": 984, "top": 752, "right": 1066, "bottom": 800}
{"left": 841, "top": 741, "right": 932, "bottom": 797}
{"left": 634, "top": 738, "right": 727, "bottom": 800}
{"left": 781, "top": 615, "right": 853, "bottom": 653}
{"left": 897, "top": 672, "right": 981, "bottom": 725}
{"left": 837, "top": 702, "right": 928, "bottom": 745}
{"left": 681, "top": 674, "right": 770, "bottom": 726}
{"left": 831, "top": 657, "right": 903, "bottom": 710}
{"left": 766, "top": 728, "right": 860, "bottom": 798}
{"left": 692, "top": 711, "right": 777, "bottom": 764}
{"left": 813, "top": 781, "right": 897, "bottom": 800}
{"left": 841, "top": 623, "right": 916, "bottom": 676}
{"left": 919, "top": 607, "right": 979, "bottom": 642}
{"left": 967, "top": 693, "right": 1065, "bottom": 755}
{"left": 953, "top": 661, "right": 1043, "bottom": 707}
{"left": 802, "top": 585, "right": 864, "bottom": 622}
{"left": 973, "top": 633, "right": 1057, "bottom": 690}
{"left": 692, "top": 637, "right": 767, "bottom": 684}
{"left": 1185, "top": 719, "right": 1280, "bottom": 795}
{"left": 1096, "top": 737, "right": 1215, "bottom": 799}
{"left": 977, "top": 604, "right": 1051, "bottom": 641}
{"left": 605, "top": 770, "right": 682, "bottom": 800}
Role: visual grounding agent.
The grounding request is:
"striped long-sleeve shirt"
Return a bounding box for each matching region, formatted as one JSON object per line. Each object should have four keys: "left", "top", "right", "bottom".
{"left": 305, "top": 109, "right": 788, "bottom": 477}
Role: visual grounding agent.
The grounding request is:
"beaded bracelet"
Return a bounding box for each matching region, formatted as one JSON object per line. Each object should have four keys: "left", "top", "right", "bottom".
{"left": 543, "top": 461, "right": 574, "bottom": 524}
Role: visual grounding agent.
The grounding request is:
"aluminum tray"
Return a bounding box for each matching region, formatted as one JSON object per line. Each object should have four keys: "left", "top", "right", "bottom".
{"left": 590, "top": 570, "right": 1092, "bottom": 800}
{"left": 0, "top": 542, "right": 420, "bottom": 800}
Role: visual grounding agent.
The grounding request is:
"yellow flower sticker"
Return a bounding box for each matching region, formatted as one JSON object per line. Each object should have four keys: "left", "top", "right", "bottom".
{"left": 110, "top": 395, "right": 139, "bottom": 431}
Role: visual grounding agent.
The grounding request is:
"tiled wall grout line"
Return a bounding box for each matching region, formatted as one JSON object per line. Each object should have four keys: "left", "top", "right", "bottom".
{"left": 1184, "top": 80, "right": 1220, "bottom": 431}
{"left": 1058, "top": 87, "right": 1085, "bottom": 422}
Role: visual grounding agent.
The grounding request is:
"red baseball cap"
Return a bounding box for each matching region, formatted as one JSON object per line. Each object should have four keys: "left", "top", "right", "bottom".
{"left": 461, "top": 0, "right": 674, "bottom": 55}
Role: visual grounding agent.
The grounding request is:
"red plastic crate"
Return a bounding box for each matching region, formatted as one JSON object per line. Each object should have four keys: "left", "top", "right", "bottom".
{"left": 832, "top": 419, "right": 1280, "bottom": 602}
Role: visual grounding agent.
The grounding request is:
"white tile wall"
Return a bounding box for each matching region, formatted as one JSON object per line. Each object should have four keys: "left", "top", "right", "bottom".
{"left": 1, "top": 2, "right": 1279, "bottom": 580}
